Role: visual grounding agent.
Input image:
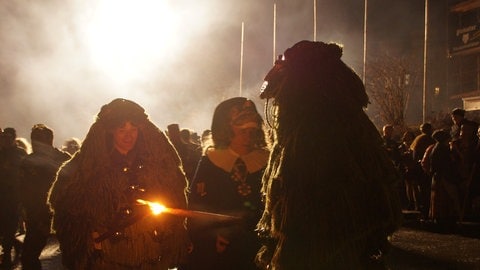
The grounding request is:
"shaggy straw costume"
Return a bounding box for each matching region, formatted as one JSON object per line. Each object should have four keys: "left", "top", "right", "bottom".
{"left": 256, "top": 41, "right": 403, "bottom": 269}
{"left": 48, "top": 98, "right": 190, "bottom": 269}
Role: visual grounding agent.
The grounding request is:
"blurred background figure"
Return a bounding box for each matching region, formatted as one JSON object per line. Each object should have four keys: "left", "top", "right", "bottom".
{"left": 451, "top": 120, "right": 480, "bottom": 223}
{"left": 166, "top": 124, "right": 202, "bottom": 184}
{"left": 19, "top": 124, "right": 71, "bottom": 269}
{"left": 0, "top": 128, "right": 28, "bottom": 268}
{"left": 382, "top": 124, "right": 401, "bottom": 168}
{"left": 15, "top": 137, "right": 32, "bottom": 155}
{"left": 429, "top": 129, "right": 460, "bottom": 232}
{"left": 61, "top": 137, "right": 82, "bottom": 156}
{"left": 450, "top": 108, "right": 467, "bottom": 141}
{"left": 410, "top": 123, "right": 436, "bottom": 218}
{"left": 179, "top": 128, "right": 202, "bottom": 185}
{"left": 398, "top": 130, "right": 419, "bottom": 211}
{"left": 14, "top": 137, "right": 32, "bottom": 236}
{"left": 200, "top": 129, "right": 212, "bottom": 153}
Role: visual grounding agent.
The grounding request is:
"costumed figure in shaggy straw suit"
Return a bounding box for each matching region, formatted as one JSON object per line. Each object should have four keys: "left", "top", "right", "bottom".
{"left": 48, "top": 98, "right": 190, "bottom": 269}
{"left": 256, "top": 40, "right": 403, "bottom": 269}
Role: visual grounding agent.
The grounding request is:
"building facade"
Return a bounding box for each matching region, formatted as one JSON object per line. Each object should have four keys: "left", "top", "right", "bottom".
{"left": 448, "top": 0, "right": 480, "bottom": 112}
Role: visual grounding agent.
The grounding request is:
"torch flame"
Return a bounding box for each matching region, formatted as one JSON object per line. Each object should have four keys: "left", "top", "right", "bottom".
{"left": 135, "top": 199, "right": 241, "bottom": 221}
{"left": 136, "top": 199, "right": 166, "bottom": 215}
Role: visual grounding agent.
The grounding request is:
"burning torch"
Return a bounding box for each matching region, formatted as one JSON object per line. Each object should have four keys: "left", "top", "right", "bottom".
{"left": 94, "top": 198, "right": 241, "bottom": 243}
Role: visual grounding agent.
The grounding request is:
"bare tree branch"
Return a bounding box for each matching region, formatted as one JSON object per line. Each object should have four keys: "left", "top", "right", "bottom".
{"left": 366, "top": 52, "right": 420, "bottom": 128}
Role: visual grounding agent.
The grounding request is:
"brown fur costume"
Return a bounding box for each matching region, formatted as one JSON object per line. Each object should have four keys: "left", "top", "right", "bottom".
{"left": 48, "top": 98, "right": 189, "bottom": 269}
{"left": 256, "top": 41, "right": 403, "bottom": 269}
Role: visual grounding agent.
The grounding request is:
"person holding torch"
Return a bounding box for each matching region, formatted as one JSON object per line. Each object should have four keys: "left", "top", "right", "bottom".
{"left": 48, "top": 98, "right": 190, "bottom": 270}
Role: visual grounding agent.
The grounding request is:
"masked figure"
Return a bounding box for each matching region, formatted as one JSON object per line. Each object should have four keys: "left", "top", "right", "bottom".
{"left": 256, "top": 41, "right": 402, "bottom": 269}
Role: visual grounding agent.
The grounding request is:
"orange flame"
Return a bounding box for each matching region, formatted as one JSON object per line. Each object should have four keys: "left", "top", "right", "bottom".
{"left": 136, "top": 199, "right": 166, "bottom": 215}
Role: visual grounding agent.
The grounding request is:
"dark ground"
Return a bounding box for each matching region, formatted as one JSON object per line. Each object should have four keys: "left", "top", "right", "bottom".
{"left": 387, "top": 226, "right": 480, "bottom": 270}
{"left": 386, "top": 211, "right": 480, "bottom": 270}
{"left": 2, "top": 213, "right": 480, "bottom": 270}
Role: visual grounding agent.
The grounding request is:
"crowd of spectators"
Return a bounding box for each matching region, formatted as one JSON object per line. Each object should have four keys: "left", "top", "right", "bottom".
{"left": 383, "top": 108, "right": 480, "bottom": 233}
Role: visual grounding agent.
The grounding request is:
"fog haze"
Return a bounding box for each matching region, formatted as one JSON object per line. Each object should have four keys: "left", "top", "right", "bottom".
{"left": 0, "top": 0, "right": 425, "bottom": 145}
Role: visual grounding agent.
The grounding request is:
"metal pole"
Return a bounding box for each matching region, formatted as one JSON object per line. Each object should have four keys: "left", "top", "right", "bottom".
{"left": 240, "top": 22, "right": 244, "bottom": 97}
{"left": 273, "top": 3, "right": 277, "bottom": 65}
{"left": 313, "top": 0, "right": 317, "bottom": 41}
{"left": 362, "top": 0, "right": 367, "bottom": 83}
{"left": 423, "top": 0, "right": 428, "bottom": 123}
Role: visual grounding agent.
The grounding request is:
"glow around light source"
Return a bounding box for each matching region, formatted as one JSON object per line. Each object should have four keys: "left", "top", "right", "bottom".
{"left": 137, "top": 199, "right": 166, "bottom": 215}
{"left": 84, "top": 0, "right": 180, "bottom": 82}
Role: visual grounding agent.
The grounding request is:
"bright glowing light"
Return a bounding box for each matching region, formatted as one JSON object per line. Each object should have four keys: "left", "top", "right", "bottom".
{"left": 149, "top": 202, "right": 166, "bottom": 215}
{"left": 84, "top": 0, "right": 180, "bottom": 82}
{"left": 137, "top": 199, "right": 167, "bottom": 215}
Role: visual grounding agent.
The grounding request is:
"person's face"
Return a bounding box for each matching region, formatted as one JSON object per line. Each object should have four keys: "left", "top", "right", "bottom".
{"left": 230, "top": 126, "right": 257, "bottom": 148}
{"left": 113, "top": 121, "right": 138, "bottom": 154}
{"left": 404, "top": 133, "right": 414, "bottom": 145}
{"left": 2, "top": 133, "right": 15, "bottom": 147}
{"left": 383, "top": 126, "right": 393, "bottom": 138}
{"left": 452, "top": 114, "right": 463, "bottom": 125}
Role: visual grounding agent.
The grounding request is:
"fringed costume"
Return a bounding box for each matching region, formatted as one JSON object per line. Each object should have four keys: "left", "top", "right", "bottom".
{"left": 256, "top": 41, "right": 403, "bottom": 269}
{"left": 48, "top": 98, "right": 190, "bottom": 269}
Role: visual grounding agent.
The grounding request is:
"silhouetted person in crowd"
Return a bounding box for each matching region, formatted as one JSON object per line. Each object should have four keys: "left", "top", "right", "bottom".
{"left": 188, "top": 97, "right": 269, "bottom": 270}
{"left": 48, "top": 98, "right": 190, "bottom": 269}
{"left": 14, "top": 137, "right": 31, "bottom": 235}
{"left": 0, "top": 128, "right": 27, "bottom": 268}
{"left": 410, "top": 123, "right": 436, "bottom": 217}
{"left": 398, "top": 130, "right": 419, "bottom": 210}
{"left": 179, "top": 128, "right": 202, "bottom": 184}
{"left": 382, "top": 124, "right": 401, "bottom": 168}
{"left": 15, "top": 138, "right": 32, "bottom": 155}
{"left": 429, "top": 129, "right": 461, "bottom": 232}
{"left": 180, "top": 129, "right": 200, "bottom": 147}
{"left": 450, "top": 108, "right": 471, "bottom": 141}
{"left": 200, "top": 129, "right": 212, "bottom": 153}
{"left": 167, "top": 124, "right": 192, "bottom": 180}
{"left": 61, "top": 137, "right": 82, "bottom": 156}
{"left": 411, "top": 123, "right": 435, "bottom": 163}
{"left": 469, "top": 126, "right": 480, "bottom": 221}
{"left": 256, "top": 40, "right": 402, "bottom": 269}
{"left": 451, "top": 120, "right": 480, "bottom": 222}
{"left": 166, "top": 125, "right": 202, "bottom": 184}
{"left": 19, "top": 124, "right": 71, "bottom": 270}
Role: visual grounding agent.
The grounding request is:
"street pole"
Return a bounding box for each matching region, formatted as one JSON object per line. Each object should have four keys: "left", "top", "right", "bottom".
{"left": 240, "top": 22, "right": 244, "bottom": 97}
{"left": 363, "top": 0, "right": 367, "bottom": 83}
{"left": 273, "top": 3, "right": 277, "bottom": 65}
{"left": 423, "top": 0, "right": 428, "bottom": 123}
{"left": 313, "top": 0, "right": 317, "bottom": 41}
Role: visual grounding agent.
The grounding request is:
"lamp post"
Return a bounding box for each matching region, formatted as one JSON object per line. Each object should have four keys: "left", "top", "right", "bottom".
{"left": 313, "top": 0, "right": 317, "bottom": 41}
{"left": 273, "top": 3, "right": 277, "bottom": 65}
{"left": 239, "top": 22, "right": 244, "bottom": 97}
{"left": 363, "top": 0, "right": 368, "bottom": 83}
{"left": 423, "top": 0, "right": 428, "bottom": 123}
